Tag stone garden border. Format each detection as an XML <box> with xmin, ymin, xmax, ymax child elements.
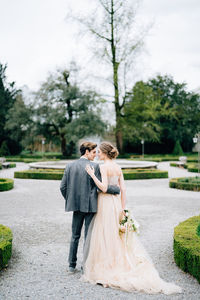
<box><xmin>169</xmin><ymin>177</ymin><xmax>200</xmax><ymax>191</ymax></box>
<box><xmin>174</xmin><ymin>216</ymin><xmax>200</xmax><ymax>283</ymax></box>
<box><xmin>0</xmin><ymin>225</ymin><xmax>13</xmax><ymax>270</ymax></box>
<box><xmin>0</xmin><ymin>178</ymin><xmax>14</xmax><ymax>192</ymax></box>
<box><xmin>14</xmin><ymin>168</ymin><xmax>168</xmax><ymax>180</ymax></box>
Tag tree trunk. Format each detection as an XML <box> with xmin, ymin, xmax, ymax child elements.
<box><xmin>61</xmin><ymin>134</ymin><xmax>67</xmax><ymax>156</ymax></box>
<box><xmin>110</xmin><ymin>0</ymin><xmax>123</xmax><ymax>153</ymax></box>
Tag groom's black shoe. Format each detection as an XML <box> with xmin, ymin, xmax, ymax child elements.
<box><xmin>68</xmin><ymin>267</ymin><xmax>77</xmax><ymax>274</ymax></box>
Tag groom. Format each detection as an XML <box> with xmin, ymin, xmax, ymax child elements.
<box><xmin>60</xmin><ymin>141</ymin><xmax>120</xmax><ymax>273</ymax></box>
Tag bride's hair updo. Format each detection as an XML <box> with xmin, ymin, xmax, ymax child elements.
<box><xmin>99</xmin><ymin>142</ymin><xmax>119</xmax><ymax>159</ymax></box>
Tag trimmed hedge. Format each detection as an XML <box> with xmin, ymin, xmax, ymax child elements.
<box><xmin>169</xmin><ymin>177</ymin><xmax>200</xmax><ymax>191</ymax></box>
<box><xmin>187</xmin><ymin>164</ymin><xmax>199</xmax><ymax>173</ymax></box>
<box><xmin>170</xmin><ymin>162</ymin><xmax>187</xmax><ymax>168</ymax></box>
<box><xmin>14</xmin><ymin>169</ymin><xmax>64</xmax><ymax>180</ymax></box>
<box><xmin>8</xmin><ymin>163</ymin><xmax>16</xmax><ymax>168</ymax></box>
<box><xmin>0</xmin><ymin>225</ymin><xmax>13</xmax><ymax>269</ymax></box>
<box><xmin>14</xmin><ymin>168</ymin><xmax>168</xmax><ymax>180</ymax></box>
<box><xmin>174</xmin><ymin>216</ymin><xmax>200</xmax><ymax>283</ymax></box>
<box><xmin>123</xmin><ymin>169</ymin><xmax>168</xmax><ymax>180</ymax></box>
<box><xmin>0</xmin><ymin>178</ymin><xmax>14</xmax><ymax>191</ymax></box>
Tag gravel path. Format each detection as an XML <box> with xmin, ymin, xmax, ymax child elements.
<box><xmin>0</xmin><ymin>162</ymin><xmax>200</xmax><ymax>300</ymax></box>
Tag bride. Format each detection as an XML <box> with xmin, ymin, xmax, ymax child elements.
<box><xmin>82</xmin><ymin>141</ymin><xmax>182</xmax><ymax>295</ymax></box>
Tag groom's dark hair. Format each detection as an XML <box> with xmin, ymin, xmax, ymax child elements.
<box><xmin>80</xmin><ymin>142</ymin><xmax>97</xmax><ymax>155</ymax></box>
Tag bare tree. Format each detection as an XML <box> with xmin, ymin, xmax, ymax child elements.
<box><xmin>69</xmin><ymin>0</ymin><xmax>149</xmax><ymax>152</ymax></box>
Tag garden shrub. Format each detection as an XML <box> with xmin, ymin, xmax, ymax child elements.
<box><xmin>187</xmin><ymin>164</ymin><xmax>199</xmax><ymax>173</ymax></box>
<box><xmin>172</xmin><ymin>140</ymin><xmax>184</xmax><ymax>155</ymax></box>
<box><xmin>197</xmin><ymin>223</ymin><xmax>200</xmax><ymax>237</ymax></box>
<box><xmin>14</xmin><ymin>168</ymin><xmax>168</xmax><ymax>180</ymax></box>
<box><xmin>122</xmin><ymin>169</ymin><xmax>168</xmax><ymax>180</ymax></box>
<box><xmin>8</xmin><ymin>163</ymin><xmax>16</xmax><ymax>168</ymax></box>
<box><xmin>174</xmin><ymin>216</ymin><xmax>200</xmax><ymax>283</ymax></box>
<box><xmin>0</xmin><ymin>225</ymin><xmax>13</xmax><ymax>269</ymax></box>
<box><xmin>169</xmin><ymin>177</ymin><xmax>200</xmax><ymax>191</ymax></box>
<box><xmin>14</xmin><ymin>169</ymin><xmax>64</xmax><ymax>180</ymax></box>
<box><xmin>0</xmin><ymin>178</ymin><xmax>14</xmax><ymax>191</ymax></box>
<box><xmin>170</xmin><ymin>162</ymin><xmax>186</xmax><ymax>168</ymax></box>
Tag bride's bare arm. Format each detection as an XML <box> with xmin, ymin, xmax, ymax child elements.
<box><xmin>119</xmin><ymin>170</ymin><xmax>126</xmax><ymax>210</ymax></box>
<box><xmin>85</xmin><ymin>165</ymin><xmax>108</xmax><ymax>193</ymax></box>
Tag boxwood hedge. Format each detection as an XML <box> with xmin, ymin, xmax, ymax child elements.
<box><xmin>174</xmin><ymin>216</ymin><xmax>200</xmax><ymax>283</ymax></box>
<box><xmin>187</xmin><ymin>164</ymin><xmax>199</xmax><ymax>173</ymax></box>
<box><xmin>0</xmin><ymin>225</ymin><xmax>13</xmax><ymax>269</ymax></box>
<box><xmin>169</xmin><ymin>177</ymin><xmax>200</xmax><ymax>191</ymax></box>
<box><xmin>14</xmin><ymin>169</ymin><xmax>64</xmax><ymax>180</ymax></box>
<box><xmin>170</xmin><ymin>162</ymin><xmax>187</xmax><ymax>168</ymax></box>
<box><xmin>123</xmin><ymin>169</ymin><xmax>168</xmax><ymax>180</ymax></box>
<box><xmin>14</xmin><ymin>168</ymin><xmax>168</xmax><ymax>180</ymax></box>
<box><xmin>0</xmin><ymin>178</ymin><xmax>14</xmax><ymax>191</ymax></box>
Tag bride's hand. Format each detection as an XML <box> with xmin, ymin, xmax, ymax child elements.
<box><xmin>85</xmin><ymin>165</ymin><xmax>95</xmax><ymax>177</ymax></box>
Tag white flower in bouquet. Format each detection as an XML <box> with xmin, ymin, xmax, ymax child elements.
<box><xmin>119</xmin><ymin>209</ymin><xmax>140</xmax><ymax>235</ymax></box>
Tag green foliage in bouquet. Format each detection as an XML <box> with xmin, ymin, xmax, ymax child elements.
<box><xmin>119</xmin><ymin>209</ymin><xmax>139</xmax><ymax>234</ymax></box>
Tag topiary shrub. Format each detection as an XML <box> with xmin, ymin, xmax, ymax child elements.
<box><xmin>172</xmin><ymin>140</ymin><xmax>184</xmax><ymax>156</ymax></box>
<box><xmin>0</xmin><ymin>225</ymin><xmax>13</xmax><ymax>269</ymax></box>
<box><xmin>174</xmin><ymin>216</ymin><xmax>200</xmax><ymax>283</ymax></box>
<box><xmin>0</xmin><ymin>178</ymin><xmax>14</xmax><ymax>191</ymax></box>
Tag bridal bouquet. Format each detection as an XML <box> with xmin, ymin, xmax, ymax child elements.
<box><xmin>119</xmin><ymin>209</ymin><xmax>140</xmax><ymax>235</ymax></box>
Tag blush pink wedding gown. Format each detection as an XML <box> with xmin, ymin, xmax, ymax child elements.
<box><xmin>82</xmin><ymin>176</ymin><xmax>182</xmax><ymax>295</ymax></box>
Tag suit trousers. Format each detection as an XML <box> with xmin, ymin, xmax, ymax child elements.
<box><xmin>68</xmin><ymin>211</ymin><xmax>95</xmax><ymax>268</ymax></box>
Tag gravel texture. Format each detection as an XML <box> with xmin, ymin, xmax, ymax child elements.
<box><xmin>0</xmin><ymin>162</ymin><xmax>200</xmax><ymax>300</ymax></box>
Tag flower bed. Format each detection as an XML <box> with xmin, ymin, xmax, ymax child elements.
<box><xmin>0</xmin><ymin>178</ymin><xmax>14</xmax><ymax>192</ymax></box>
<box><xmin>0</xmin><ymin>225</ymin><xmax>13</xmax><ymax>270</ymax></box>
<box><xmin>174</xmin><ymin>216</ymin><xmax>200</xmax><ymax>283</ymax></box>
<box><xmin>169</xmin><ymin>177</ymin><xmax>200</xmax><ymax>191</ymax></box>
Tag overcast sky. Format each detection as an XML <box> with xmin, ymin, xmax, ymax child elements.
<box><xmin>1</xmin><ymin>0</ymin><xmax>200</xmax><ymax>93</ymax></box>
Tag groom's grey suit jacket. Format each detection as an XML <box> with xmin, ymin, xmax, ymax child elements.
<box><xmin>60</xmin><ymin>158</ymin><xmax>119</xmax><ymax>213</ymax></box>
